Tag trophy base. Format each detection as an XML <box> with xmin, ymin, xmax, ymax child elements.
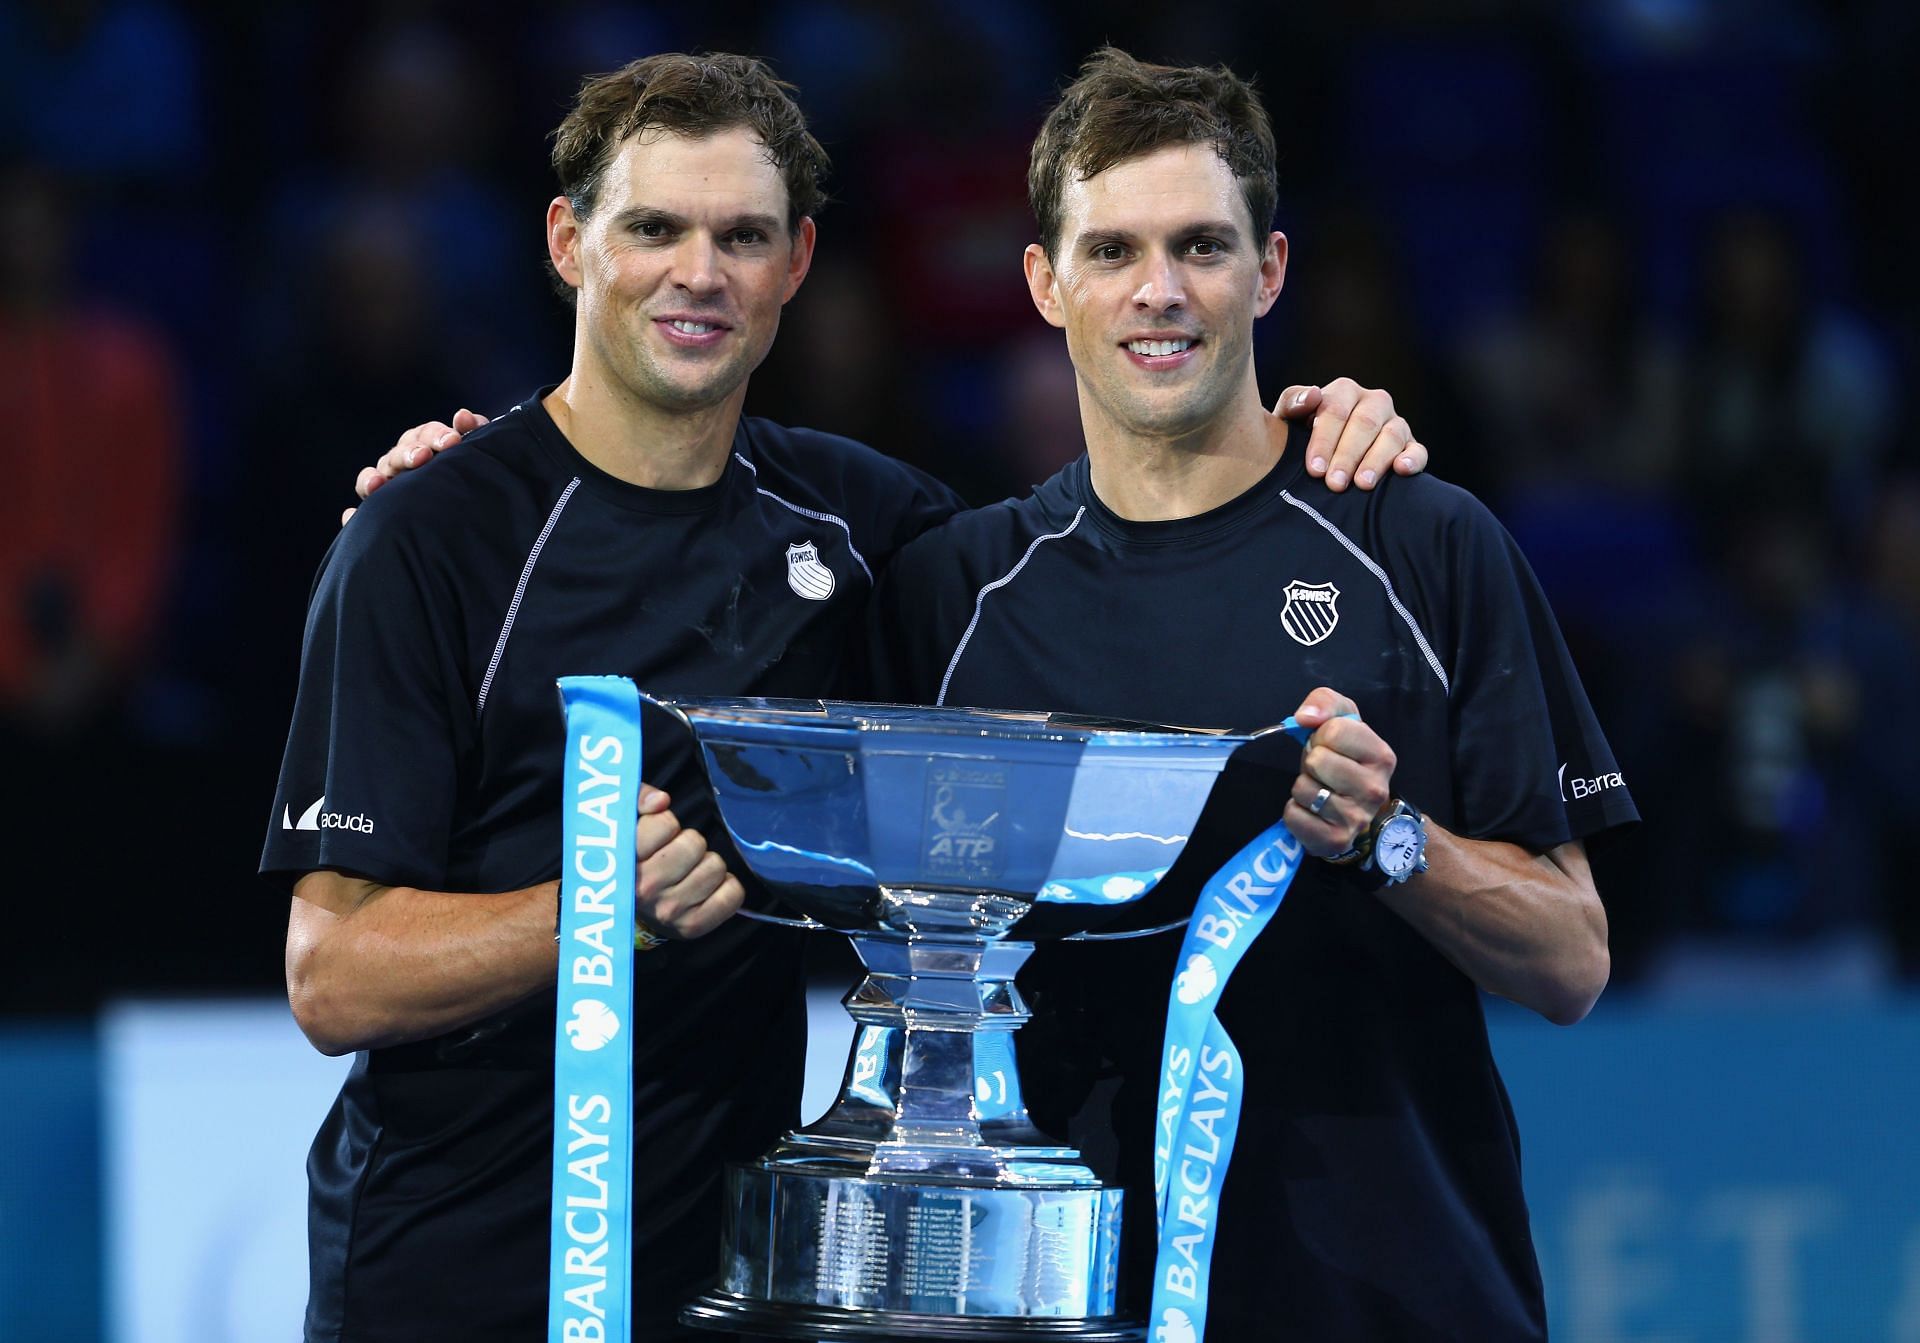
<box><xmin>686</xmin><ymin>1162</ymin><xmax>1134</xmax><ymax>1340</ymax></box>
<box><xmin>681</xmin><ymin>1291</ymin><xmax>1145</xmax><ymax>1340</ymax></box>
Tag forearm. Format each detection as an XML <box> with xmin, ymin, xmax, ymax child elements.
<box><xmin>1374</xmin><ymin>828</ymin><xmax>1608</xmax><ymax>1025</ymax></box>
<box><xmin>287</xmin><ymin>872</ymin><xmax>560</xmax><ymax>1055</ymax></box>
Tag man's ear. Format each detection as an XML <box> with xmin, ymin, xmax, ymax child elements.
<box><xmin>782</xmin><ymin>216</ymin><xmax>817</xmax><ymax>304</ymax></box>
<box><xmin>1254</xmin><ymin>231</ymin><xmax>1288</xmax><ymax>318</ymax></box>
<box><xmin>547</xmin><ymin>197</ymin><xmax>584</xmax><ymax>292</ymax></box>
<box><xmin>1024</xmin><ymin>243</ymin><xmax>1066</xmax><ymax>330</ymax></box>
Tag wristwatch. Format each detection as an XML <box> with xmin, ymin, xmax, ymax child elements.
<box><xmin>1325</xmin><ymin>797</ymin><xmax>1429</xmax><ymax>888</ymax></box>
<box><xmin>1365</xmin><ymin>798</ymin><xmax>1429</xmax><ymax>886</ymax></box>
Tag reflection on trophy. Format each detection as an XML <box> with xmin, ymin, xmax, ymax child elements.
<box><xmin>647</xmin><ymin>697</ymin><xmax>1251</xmax><ymax>1341</ymax></box>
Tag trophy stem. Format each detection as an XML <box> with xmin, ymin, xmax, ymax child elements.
<box><xmin>687</xmin><ymin>917</ymin><xmax>1134</xmax><ymax>1335</ymax></box>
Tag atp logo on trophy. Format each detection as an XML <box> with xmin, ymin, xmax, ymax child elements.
<box><xmin>785</xmin><ymin>541</ymin><xmax>835</xmax><ymax>601</ymax></box>
<box><xmin>922</xmin><ymin>763</ymin><xmax>1005</xmax><ymax>881</ymax></box>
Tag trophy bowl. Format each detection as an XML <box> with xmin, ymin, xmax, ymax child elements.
<box><xmin>647</xmin><ymin>696</ymin><xmax>1254</xmax><ymax>1341</ymax></box>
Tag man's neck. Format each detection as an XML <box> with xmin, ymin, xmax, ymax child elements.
<box><xmin>1081</xmin><ymin>379</ymin><xmax>1285</xmax><ymax>522</ymax></box>
<box><xmin>543</xmin><ymin>364</ymin><xmax>745</xmax><ymax>491</ymax></box>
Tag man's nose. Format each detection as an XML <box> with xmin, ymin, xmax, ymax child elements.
<box><xmin>670</xmin><ymin>233</ymin><xmax>722</xmax><ymax>297</ymax></box>
<box><xmin>1131</xmin><ymin>251</ymin><xmax>1185</xmax><ymax>312</ymax></box>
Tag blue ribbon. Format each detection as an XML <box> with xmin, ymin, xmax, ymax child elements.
<box><xmin>1146</xmin><ymin>717</ymin><xmax>1317</xmax><ymax>1343</ymax></box>
<box><xmin>550</xmin><ymin>676</ymin><xmax>642</xmax><ymax>1343</ymax></box>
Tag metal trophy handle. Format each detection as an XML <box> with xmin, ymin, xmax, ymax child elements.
<box><xmin>736</xmin><ymin>907</ymin><xmax>829</xmax><ymax>931</ymax></box>
<box><xmin>635</xmin><ymin>694</ymin><xmax>1255</xmax><ymax>1341</ymax></box>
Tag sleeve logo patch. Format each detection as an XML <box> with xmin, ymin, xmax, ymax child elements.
<box><xmin>282</xmin><ymin>795</ymin><xmax>376</xmax><ymax>834</ymax></box>
<box><xmin>1280</xmin><ymin>580</ymin><xmax>1340</xmax><ymax>646</ymax></box>
<box><xmin>1559</xmin><ymin>763</ymin><xmax>1626</xmax><ymax>801</ymax></box>
<box><xmin>786</xmin><ymin>541</ymin><xmax>835</xmax><ymax>601</ymax></box>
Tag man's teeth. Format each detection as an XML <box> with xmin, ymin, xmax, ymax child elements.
<box><xmin>1128</xmin><ymin>339</ymin><xmax>1193</xmax><ymax>357</ymax></box>
<box><xmin>669</xmin><ymin>319</ymin><xmax>719</xmax><ymax>335</ymax></box>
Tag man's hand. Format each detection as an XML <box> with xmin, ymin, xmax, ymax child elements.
<box><xmin>1274</xmin><ymin>378</ymin><xmax>1426</xmax><ymax>492</ymax></box>
<box><xmin>340</xmin><ymin>408</ymin><xmax>491</xmax><ymax>525</ymax></box>
<box><xmin>633</xmin><ymin>784</ymin><xmax>745</xmax><ymax>939</ymax></box>
<box><xmin>1281</xmin><ymin>687</ymin><xmax>1397</xmax><ymax>858</ymax></box>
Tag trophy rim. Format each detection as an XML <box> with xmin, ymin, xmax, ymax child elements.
<box><xmin>641</xmin><ymin>693</ymin><xmax>1252</xmax><ymax>746</ymax></box>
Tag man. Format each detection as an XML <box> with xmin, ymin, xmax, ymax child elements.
<box><xmin>869</xmin><ymin>50</ymin><xmax>1634</xmax><ymax>1339</ymax></box>
<box><xmin>261</xmin><ymin>54</ymin><xmax>966</xmax><ymax>1343</ymax></box>
<box><xmin>272</xmin><ymin>50</ymin><xmax>1424</xmax><ymax>1343</ymax></box>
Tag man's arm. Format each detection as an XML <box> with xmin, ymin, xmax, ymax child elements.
<box><xmin>285</xmin><ymin>785</ymin><xmax>744</xmax><ymax>1055</ymax></box>
<box><xmin>1284</xmin><ymin>690</ymin><xmax>1610</xmax><ymax>1028</ymax></box>
<box><xmin>1376</xmin><ymin>831</ymin><xmax>1606</xmax><ymax>1027</ymax></box>
<box><xmin>340</xmin><ymin>382</ymin><xmax>1431</xmax><ymax>522</ymax></box>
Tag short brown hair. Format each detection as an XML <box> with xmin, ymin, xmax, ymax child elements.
<box><xmin>551</xmin><ymin>51</ymin><xmax>829</xmax><ymax>230</ymax></box>
<box><xmin>1028</xmin><ymin>48</ymin><xmax>1277</xmax><ymax>258</ymax></box>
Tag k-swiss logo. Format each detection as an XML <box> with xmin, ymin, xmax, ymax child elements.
<box><xmin>1280</xmin><ymin>579</ymin><xmax>1341</xmax><ymax>646</ymax></box>
<box><xmin>785</xmin><ymin>541</ymin><xmax>835</xmax><ymax>601</ymax></box>
<box><xmin>283</xmin><ymin>795</ymin><xmax>375</xmax><ymax>834</ymax></box>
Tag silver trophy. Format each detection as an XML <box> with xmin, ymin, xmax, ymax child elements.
<box><xmin>645</xmin><ymin>696</ymin><xmax>1252</xmax><ymax>1341</ymax></box>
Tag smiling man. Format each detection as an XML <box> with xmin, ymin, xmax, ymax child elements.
<box><xmin>872</xmin><ymin>49</ymin><xmax>1638</xmax><ymax>1339</ymax></box>
<box><xmin>261</xmin><ymin>55</ymin><xmax>963</xmax><ymax>1343</ymax></box>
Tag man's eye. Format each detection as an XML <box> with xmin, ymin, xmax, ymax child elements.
<box><xmin>633</xmin><ymin>220</ymin><xmax>667</xmax><ymax>239</ymax></box>
<box><xmin>1094</xmin><ymin>243</ymin><xmax>1126</xmax><ymax>263</ymax></box>
<box><xmin>1187</xmin><ymin>239</ymin><xmax>1221</xmax><ymax>256</ymax></box>
<box><xmin>730</xmin><ymin>229</ymin><xmax>766</xmax><ymax>247</ymax></box>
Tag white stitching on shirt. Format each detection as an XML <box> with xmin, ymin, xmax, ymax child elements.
<box><xmin>1278</xmin><ymin>489</ymin><xmax>1449</xmax><ymax>695</ymax></box>
<box><xmin>938</xmin><ymin>507</ymin><xmax>1086</xmax><ymax>706</ymax></box>
<box><xmin>477</xmin><ymin>477</ymin><xmax>580</xmax><ymax>717</ymax></box>
<box><xmin>732</xmin><ymin>451</ymin><xmax>873</xmax><ymax>584</ymax></box>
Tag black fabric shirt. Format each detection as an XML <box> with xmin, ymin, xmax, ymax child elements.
<box><xmin>871</xmin><ymin>426</ymin><xmax>1636</xmax><ymax>1341</ymax></box>
<box><xmin>261</xmin><ymin>391</ymin><xmax>960</xmax><ymax>1343</ymax></box>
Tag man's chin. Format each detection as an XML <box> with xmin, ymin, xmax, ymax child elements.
<box><xmin>633</xmin><ymin>365</ymin><xmax>749</xmax><ymax>414</ymax></box>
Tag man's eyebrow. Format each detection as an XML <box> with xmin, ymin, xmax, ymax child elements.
<box><xmin>1182</xmin><ymin>219</ymin><xmax>1245</xmax><ymax>242</ymax></box>
<box><xmin>1072</xmin><ymin>220</ymin><xmax>1247</xmax><ymax>249</ymax></box>
<box><xmin>606</xmin><ymin>207</ymin><xmax>785</xmax><ymax>235</ymax></box>
<box><xmin>609</xmin><ymin>206</ymin><xmax>687</xmax><ymax>230</ymax></box>
<box><xmin>1074</xmin><ymin>228</ymin><xmax>1140</xmax><ymax>250</ymax></box>
<box><xmin>725</xmin><ymin>212</ymin><xmax>785</xmax><ymax>235</ymax></box>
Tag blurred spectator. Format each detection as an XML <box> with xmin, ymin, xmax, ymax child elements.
<box><xmin>0</xmin><ymin>160</ymin><xmax>192</xmax><ymax>1011</ymax></box>
<box><xmin>1651</xmin><ymin>494</ymin><xmax>1915</xmax><ymax>963</ymax></box>
<box><xmin>254</xmin><ymin>22</ymin><xmax>542</xmax><ymax>409</ymax></box>
<box><xmin>232</xmin><ymin>198</ymin><xmax>467</xmax><ymax>700</ymax></box>
<box><xmin>0</xmin><ymin>162</ymin><xmax>184</xmax><ymax>739</ymax></box>
<box><xmin>1458</xmin><ymin>210</ymin><xmax>1682</xmax><ymax>491</ymax></box>
<box><xmin>1285</xmin><ymin>209</ymin><xmax>1476</xmax><ymax>492</ymax></box>
<box><xmin>1677</xmin><ymin>209</ymin><xmax>1894</xmax><ymax>524</ymax></box>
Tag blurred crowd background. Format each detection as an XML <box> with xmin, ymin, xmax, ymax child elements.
<box><xmin>3</xmin><ymin>0</ymin><xmax>1918</xmax><ymax>1013</ymax></box>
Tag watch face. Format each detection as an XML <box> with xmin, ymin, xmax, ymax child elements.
<box><xmin>1375</xmin><ymin>814</ymin><xmax>1424</xmax><ymax>876</ymax></box>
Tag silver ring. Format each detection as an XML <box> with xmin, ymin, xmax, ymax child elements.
<box><xmin>1307</xmin><ymin>786</ymin><xmax>1332</xmax><ymax>816</ymax></box>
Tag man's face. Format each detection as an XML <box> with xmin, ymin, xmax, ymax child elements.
<box><xmin>549</xmin><ymin>126</ymin><xmax>814</xmax><ymax>413</ymax></box>
<box><xmin>1025</xmin><ymin>143</ymin><xmax>1284</xmax><ymax>442</ymax></box>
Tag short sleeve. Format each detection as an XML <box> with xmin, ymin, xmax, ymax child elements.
<box><xmin>1424</xmin><ymin>494</ymin><xmax>1638</xmax><ymax>848</ymax></box>
<box><xmin>869</xmin><ymin>460</ymin><xmax>965</xmax><ymax>569</ymax></box>
<box><xmin>260</xmin><ymin>514</ymin><xmax>472</xmax><ymax>891</ymax></box>
<box><xmin>863</xmin><ymin>519</ymin><xmax>973</xmax><ymax>705</ymax></box>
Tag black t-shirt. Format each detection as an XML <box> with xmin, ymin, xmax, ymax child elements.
<box><xmin>261</xmin><ymin>391</ymin><xmax>960</xmax><ymax>1343</ymax></box>
<box><xmin>871</xmin><ymin>426</ymin><xmax>1636</xmax><ymax>1341</ymax></box>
